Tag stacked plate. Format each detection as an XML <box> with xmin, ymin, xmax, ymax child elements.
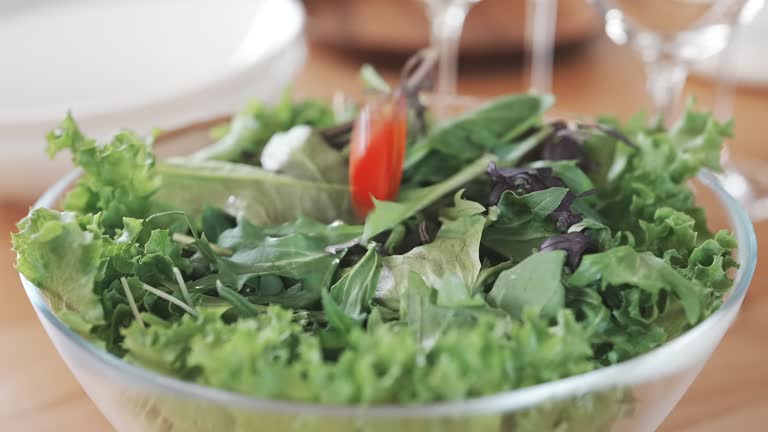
<box><xmin>0</xmin><ymin>0</ymin><xmax>307</xmax><ymax>200</ymax></box>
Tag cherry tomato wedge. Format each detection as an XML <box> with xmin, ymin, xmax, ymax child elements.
<box><xmin>349</xmin><ymin>94</ymin><xmax>408</xmax><ymax>217</ymax></box>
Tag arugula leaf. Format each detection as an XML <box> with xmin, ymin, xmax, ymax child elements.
<box><xmin>156</xmin><ymin>159</ymin><xmax>354</xmax><ymax>224</ymax></box>
<box><xmin>200</xmin><ymin>205</ymin><xmax>236</xmax><ymax>243</ymax></box>
<box><xmin>405</xmin><ymin>94</ymin><xmax>554</xmax><ymax>183</ymax></box>
<box><xmin>216</xmin><ymin>282</ymin><xmax>263</xmax><ymax>318</ymax></box>
<box><xmin>363</xmin><ymin>154</ymin><xmax>494</xmax><ymax>241</ymax></box>
<box><xmin>13</xmin><ymin>209</ymin><xmax>104</xmax><ymax>325</ymax></box>
<box><xmin>144</xmin><ymin>229</ymin><xmax>190</xmax><ymax>273</ymax></box>
<box><xmin>487</xmin><ymin>251</ymin><xmax>566</xmax><ymax>320</ymax></box>
<box><xmin>321</xmin><ymin>291</ymin><xmax>363</xmax><ymax>337</ymax></box>
<box><xmin>193</xmin><ymin>232</ymin><xmax>343</xmax><ymax>308</ymax></box>
<box><xmin>487</xmin><ymin>163</ymin><xmax>587</xmax><ymax>230</ymax></box>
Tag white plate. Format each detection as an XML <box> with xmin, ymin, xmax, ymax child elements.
<box><xmin>0</xmin><ymin>0</ymin><xmax>307</xmax><ymax>201</ymax></box>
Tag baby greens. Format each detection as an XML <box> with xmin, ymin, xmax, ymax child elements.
<box><xmin>13</xmin><ymin>84</ymin><xmax>737</xmax><ymax>432</ymax></box>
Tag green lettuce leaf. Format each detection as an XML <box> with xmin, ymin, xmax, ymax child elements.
<box><xmin>189</xmin><ymin>94</ymin><xmax>335</xmax><ymax>163</ymax></box>
<box><xmin>46</xmin><ymin>114</ymin><xmax>160</xmax><ymax>231</ymax></box>
<box><xmin>259</xmin><ymin>125</ymin><xmax>347</xmax><ymax>184</ymax></box>
<box><xmin>156</xmin><ymin>159</ymin><xmax>353</xmax><ymax>224</ymax></box>
<box><xmin>13</xmin><ymin>209</ymin><xmax>104</xmax><ymax>325</ymax></box>
<box><xmin>569</xmin><ymin>246</ymin><xmax>702</xmax><ymax>324</ymax></box>
<box><xmin>375</xmin><ymin>212</ymin><xmax>486</xmax><ymax>310</ymax></box>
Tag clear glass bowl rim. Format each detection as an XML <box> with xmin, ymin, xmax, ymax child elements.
<box><xmin>20</xmin><ymin>165</ymin><xmax>757</xmax><ymax>419</ymax></box>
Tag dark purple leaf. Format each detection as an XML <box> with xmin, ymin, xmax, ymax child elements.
<box><xmin>519</xmin><ymin>120</ymin><xmax>636</xmax><ymax>172</ymax></box>
<box><xmin>487</xmin><ymin>162</ymin><xmax>588</xmax><ymax>231</ymax></box>
<box><xmin>536</xmin><ymin>121</ymin><xmax>590</xmax><ymax>168</ymax></box>
<box><xmin>539</xmin><ymin>232</ymin><xmax>591</xmax><ymax>269</ymax></box>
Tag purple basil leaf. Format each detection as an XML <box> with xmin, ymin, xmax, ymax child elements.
<box><xmin>487</xmin><ymin>162</ymin><xmax>587</xmax><ymax>231</ymax></box>
<box><xmin>539</xmin><ymin>232</ymin><xmax>591</xmax><ymax>269</ymax></box>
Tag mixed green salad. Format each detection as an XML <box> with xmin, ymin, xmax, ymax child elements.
<box><xmin>13</xmin><ymin>61</ymin><xmax>737</xmax><ymax>415</ymax></box>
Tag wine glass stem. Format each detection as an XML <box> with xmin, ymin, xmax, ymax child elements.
<box><xmin>644</xmin><ymin>54</ymin><xmax>688</xmax><ymax>123</ymax></box>
<box><xmin>427</xmin><ymin>1</ymin><xmax>472</xmax><ymax>112</ymax></box>
<box><xmin>526</xmin><ymin>0</ymin><xmax>558</xmax><ymax>94</ymax></box>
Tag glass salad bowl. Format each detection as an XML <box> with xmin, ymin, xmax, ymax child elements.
<box><xmin>19</xmin><ymin>106</ymin><xmax>757</xmax><ymax>432</ymax></box>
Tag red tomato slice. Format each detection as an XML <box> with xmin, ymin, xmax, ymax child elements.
<box><xmin>349</xmin><ymin>94</ymin><xmax>408</xmax><ymax>218</ymax></box>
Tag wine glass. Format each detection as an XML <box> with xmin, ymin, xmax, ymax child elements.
<box><xmin>593</xmin><ymin>0</ymin><xmax>768</xmax><ymax>220</ymax></box>
<box><xmin>593</xmin><ymin>0</ymin><xmax>764</xmax><ymax>122</ymax></box>
<box><xmin>421</xmin><ymin>0</ymin><xmax>483</xmax><ymax>118</ymax></box>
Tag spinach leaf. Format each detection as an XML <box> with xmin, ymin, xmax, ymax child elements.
<box><xmin>487</xmin><ymin>250</ymin><xmax>566</xmax><ymax>320</ymax></box>
<box><xmin>329</xmin><ymin>247</ymin><xmax>382</xmax><ymax>320</ymax></box>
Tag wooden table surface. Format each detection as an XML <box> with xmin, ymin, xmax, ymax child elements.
<box><xmin>1</xmin><ymin>38</ymin><xmax>766</xmax><ymax>431</ymax></box>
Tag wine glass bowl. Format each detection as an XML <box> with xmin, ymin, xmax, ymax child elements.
<box><xmin>593</xmin><ymin>0</ymin><xmax>764</xmax><ymax>117</ymax></box>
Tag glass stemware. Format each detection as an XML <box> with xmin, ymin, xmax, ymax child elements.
<box><xmin>526</xmin><ymin>0</ymin><xmax>559</xmax><ymax>94</ymax></box>
<box><xmin>593</xmin><ymin>0</ymin><xmax>764</xmax><ymax>121</ymax></box>
<box><xmin>421</xmin><ymin>0</ymin><xmax>483</xmax><ymax>118</ymax></box>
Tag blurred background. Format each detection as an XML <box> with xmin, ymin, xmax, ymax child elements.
<box><xmin>1</xmin><ymin>0</ymin><xmax>767</xmax><ymax>431</ymax></box>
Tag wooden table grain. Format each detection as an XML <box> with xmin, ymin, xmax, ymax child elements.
<box><xmin>1</xmin><ymin>39</ymin><xmax>766</xmax><ymax>431</ymax></box>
